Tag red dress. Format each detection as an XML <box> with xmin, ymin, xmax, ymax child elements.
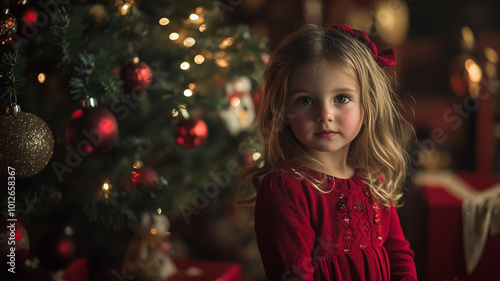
<box><xmin>254</xmin><ymin>166</ymin><xmax>417</xmax><ymax>281</ymax></box>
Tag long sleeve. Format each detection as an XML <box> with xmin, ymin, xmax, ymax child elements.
<box><xmin>384</xmin><ymin>206</ymin><xmax>418</xmax><ymax>280</ymax></box>
<box><xmin>254</xmin><ymin>172</ymin><xmax>317</xmax><ymax>281</ymax></box>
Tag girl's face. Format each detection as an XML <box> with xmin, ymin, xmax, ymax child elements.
<box><xmin>286</xmin><ymin>61</ymin><xmax>364</xmax><ymax>160</ymax></box>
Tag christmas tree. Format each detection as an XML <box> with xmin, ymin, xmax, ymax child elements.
<box><xmin>0</xmin><ymin>0</ymin><xmax>267</xmax><ymax>280</ymax></box>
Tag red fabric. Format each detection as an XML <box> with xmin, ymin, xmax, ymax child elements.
<box><xmin>254</xmin><ymin>167</ymin><xmax>417</xmax><ymax>281</ymax></box>
<box><xmin>420</xmin><ymin>173</ymin><xmax>500</xmax><ymax>281</ymax></box>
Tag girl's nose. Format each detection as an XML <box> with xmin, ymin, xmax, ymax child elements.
<box><xmin>316</xmin><ymin>105</ymin><xmax>333</xmax><ymax>123</ymax></box>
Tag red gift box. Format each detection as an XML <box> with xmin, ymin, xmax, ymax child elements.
<box><xmin>413</xmin><ymin>171</ymin><xmax>500</xmax><ymax>281</ymax></box>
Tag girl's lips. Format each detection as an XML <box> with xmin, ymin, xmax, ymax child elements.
<box><xmin>314</xmin><ymin>131</ymin><xmax>338</xmax><ymax>138</ymax></box>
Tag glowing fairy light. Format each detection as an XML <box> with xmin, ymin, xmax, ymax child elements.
<box><xmin>169</xmin><ymin>32</ymin><xmax>179</xmax><ymax>40</ymax></box>
<box><xmin>230</xmin><ymin>96</ymin><xmax>240</xmax><ymax>106</ymax></box>
<box><xmin>184</xmin><ymin>89</ymin><xmax>193</xmax><ymax>97</ymax></box>
<box><xmin>219</xmin><ymin>37</ymin><xmax>234</xmax><ymax>49</ymax></box>
<box><xmin>216</xmin><ymin>59</ymin><xmax>229</xmax><ymax>68</ymax></box>
<box><xmin>189</xmin><ymin>13</ymin><xmax>199</xmax><ymax>21</ymax></box>
<box><xmin>199</xmin><ymin>24</ymin><xmax>207</xmax><ymax>32</ymax></box>
<box><xmin>120</xmin><ymin>4</ymin><xmax>129</xmax><ymax>15</ymax></box>
<box><xmin>183</xmin><ymin>37</ymin><xmax>195</xmax><ymax>47</ymax></box>
<box><xmin>194</xmin><ymin>55</ymin><xmax>205</xmax><ymax>64</ymax></box>
<box><xmin>101</xmin><ymin>179</ymin><xmax>112</xmax><ymax>199</ymax></box>
<box><xmin>180</xmin><ymin>61</ymin><xmax>190</xmax><ymax>70</ymax></box>
<box><xmin>252</xmin><ymin>152</ymin><xmax>262</xmax><ymax>161</ymax></box>
<box><xmin>188</xmin><ymin>83</ymin><xmax>195</xmax><ymax>89</ymax></box>
<box><xmin>465</xmin><ymin>59</ymin><xmax>482</xmax><ymax>83</ymax></box>
<box><xmin>38</xmin><ymin>73</ymin><xmax>46</xmax><ymax>83</ymax></box>
<box><xmin>159</xmin><ymin>18</ymin><xmax>170</xmax><ymax>25</ymax></box>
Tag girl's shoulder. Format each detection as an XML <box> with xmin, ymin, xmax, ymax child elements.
<box><xmin>264</xmin><ymin>166</ymin><xmax>305</xmax><ymax>181</ymax></box>
<box><xmin>259</xmin><ymin>166</ymin><xmax>307</xmax><ymax>189</ymax></box>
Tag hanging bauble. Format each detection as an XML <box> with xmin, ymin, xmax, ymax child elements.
<box><xmin>120</xmin><ymin>59</ymin><xmax>152</xmax><ymax>95</ymax></box>
<box><xmin>0</xmin><ymin>104</ymin><xmax>54</xmax><ymax>178</ymax></box>
<box><xmin>131</xmin><ymin>166</ymin><xmax>159</xmax><ymax>188</ymax></box>
<box><xmin>174</xmin><ymin>117</ymin><xmax>208</xmax><ymax>149</ymax></box>
<box><xmin>0</xmin><ymin>218</ymin><xmax>29</xmax><ymax>270</ymax></box>
<box><xmin>66</xmin><ymin>97</ymin><xmax>118</xmax><ymax>155</ymax></box>
<box><xmin>37</xmin><ymin>232</ymin><xmax>76</xmax><ymax>270</ymax></box>
<box><xmin>0</xmin><ymin>10</ymin><xmax>17</xmax><ymax>46</ymax></box>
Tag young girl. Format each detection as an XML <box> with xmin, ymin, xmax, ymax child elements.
<box><xmin>246</xmin><ymin>24</ymin><xmax>417</xmax><ymax>280</ymax></box>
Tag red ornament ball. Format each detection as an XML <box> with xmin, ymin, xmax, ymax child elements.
<box><xmin>66</xmin><ymin>106</ymin><xmax>119</xmax><ymax>155</ymax></box>
<box><xmin>0</xmin><ymin>219</ymin><xmax>29</xmax><ymax>269</ymax></box>
<box><xmin>131</xmin><ymin>166</ymin><xmax>159</xmax><ymax>188</ymax></box>
<box><xmin>37</xmin><ymin>233</ymin><xmax>76</xmax><ymax>270</ymax></box>
<box><xmin>174</xmin><ymin>117</ymin><xmax>208</xmax><ymax>149</ymax></box>
<box><xmin>120</xmin><ymin>61</ymin><xmax>153</xmax><ymax>95</ymax></box>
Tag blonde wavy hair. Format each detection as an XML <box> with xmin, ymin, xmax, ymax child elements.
<box><xmin>240</xmin><ymin>24</ymin><xmax>414</xmax><ymax>207</ymax></box>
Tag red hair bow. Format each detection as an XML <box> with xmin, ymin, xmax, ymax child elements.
<box><xmin>332</xmin><ymin>24</ymin><xmax>396</xmax><ymax>67</ymax></box>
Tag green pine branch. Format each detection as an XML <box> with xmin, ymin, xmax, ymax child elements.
<box><xmin>0</xmin><ymin>51</ymin><xmax>27</xmax><ymax>103</ymax></box>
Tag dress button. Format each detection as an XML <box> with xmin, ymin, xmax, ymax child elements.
<box><xmin>374</xmin><ymin>215</ymin><xmax>381</xmax><ymax>225</ymax></box>
<box><xmin>338</xmin><ymin>193</ymin><xmax>345</xmax><ymax>200</ymax></box>
<box><xmin>372</xmin><ymin>203</ymin><xmax>379</xmax><ymax>210</ymax></box>
<box><xmin>337</xmin><ymin>202</ymin><xmax>347</xmax><ymax>210</ymax></box>
<box><xmin>343</xmin><ymin>247</ymin><xmax>350</xmax><ymax>252</ymax></box>
<box><xmin>378</xmin><ymin>236</ymin><xmax>383</xmax><ymax>243</ymax></box>
<box><xmin>343</xmin><ymin>216</ymin><xmax>350</xmax><ymax>223</ymax></box>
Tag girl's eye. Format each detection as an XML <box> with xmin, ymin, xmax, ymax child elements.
<box><xmin>298</xmin><ymin>97</ymin><xmax>313</xmax><ymax>105</ymax></box>
<box><xmin>335</xmin><ymin>95</ymin><xmax>351</xmax><ymax>104</ymax></box>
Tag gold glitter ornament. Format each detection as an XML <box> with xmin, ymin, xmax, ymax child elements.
<box><xmin>0</xmin><ymin>104</ymin><xmax>54</xmax><ymax>178</ymax></box>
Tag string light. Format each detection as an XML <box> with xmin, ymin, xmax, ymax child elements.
<box><xmin>133</xmin><ymin>160</ymin><xmax>143</xmax><ymax>170</ymax></box>
<box><xmin>194</xmin><ymin>55</ymin><xmax>205</xmax><ymax>64</ymax></box>
<box><xmin>172</xmin><ymin>108</ymin><xmax>179</xmax><ymax>117</ymax></box>
<box><xmin>159</xmin><ymin>17</ymin><xmax>170</xmax><ymax>25</ymax></box>
<box><xmin>219</xmin><ymin>37</ymin><xmax>234</xmax><ymax>49</ymax></box>
<box><xmin>183</xmin><ymin>37</ymin><xmax>195</xmax><ymax>47</ymax></box>
<box><xmin>184</xmin><ymin>89</ymin><xmax>193</xmax><ymax>97</ymax></box>
<box><xmin>180</xmin><ymin>61</ymin><xmax>190</xmax><ymax>70</ymax></box>
<box><xmin>101</xmin><ymin>179</ymin><xmax>112</xmax><ymax>199</ymax></box>
<box><xmin>188</xmin><ymin>83</ymin><xmax>196</xmax><ymax>89</ymax></box>
<box><xmin>216</xmin><ymin>59</ymin><xmax>229</xmax><ymax>68</ymax></box>
<box><xmin>150</xmin><ymin>228</ymin><xmax>157</xmax><ymax>235</ymax></box>
<box><xmin>157</xmin><ymin>208</ymin><xmax>162</xmax><ymax>214</ymax></box>
<box><xmin>189</xmin><ymin>13</ymin><xmax>199</xmax><ymax>21</ymax></box>
<box><xmin>38</xmin><ymin>73</ymin><xmax>46</xmax><ymax>83</ymax></box>
<box><xmin>252</xmin><ymin>152</ymin><xmax>262</xmax><ymax>161</ymax></box>
<box><xmin>169</xmin><ymin>32</ymin><xmax>179</xmax><ymax>40</ymax></box>
<box><xmin>199</xmin><ymin>24</ymin><xmax>207</xmax><ymax>32</ymax></box>
<box><xmin>230</xmin><ymin>96</ymin><xmax>240</xmax><ymax>106</ymax></box>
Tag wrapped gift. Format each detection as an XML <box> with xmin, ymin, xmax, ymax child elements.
<box><xmin>414</xmin><ymin>170</ymin><xmax>500</xmax><ymax>281</ymax></box>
